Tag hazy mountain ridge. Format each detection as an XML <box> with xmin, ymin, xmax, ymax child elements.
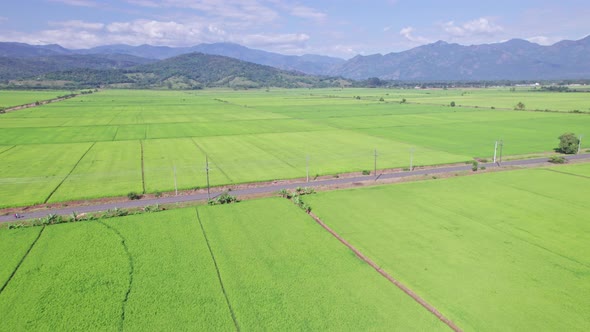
<box><xmin>0</xmin><ymin>42</ymin><xmax>345</xmax><ymax>76</ymax></box>
<box><xmin>1</xmin><ymin>35</ymin><xmax>589</xmax><ymax>83</ymax></box>
<box><xmin>333</xmin><ymin>36</ymin><xmax>590</xmax><ymax>80</ymax></box>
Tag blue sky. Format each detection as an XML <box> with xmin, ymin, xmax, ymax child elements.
<box><xmin>1</xmin><ymin>0</ymin><xmax>589</xmax><ymax>58</ymax></box>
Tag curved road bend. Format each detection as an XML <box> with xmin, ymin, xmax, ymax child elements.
<box><xmin>2</xmin><ymin>154</ymin><xmax>590</xmax><ymax>223</ymax></box>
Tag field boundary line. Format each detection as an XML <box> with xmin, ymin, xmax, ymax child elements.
<box><xmin>543</xmin><ymin>168</ymin><xmax>590</xmax><ymax>180</ymax></box>
<box><xmin>190</xmin><ymin>138</ymin><xmax>234</xmax><ymax>183</ymax></box>
<box><xmin>195</xmin><ymin>208</ymin><xmax>240</xmax><ymax>331</ymax></box>
<box><xmin>44</xmin><ymin>142</ymin><xmax>96</xmax><ymax>204</ymax></box>
<box><xmin>0</xmin><ymin>145</ymin><xmax>17</xmax><ymax>156</ymax></box>
<box><xmin>0</xmin><ymin>226</ymin><xmax>45</xmax><ymax>296</ymax></box>
<box><xmin>307</xmin><ymin>211</ymin><xmax>462</xmax><ymax>332</ymax></box>
<box><xmin>112</xmin><ymin>126</ymin><xmax>120</xmax><ymax>141</ymax></box>
<box><xmin>98</xmin><ymin>221</ymin><xmax>134</xmax><ymax>332</ymax></box>
<box><xmin>2</xmin><ymin>94</ymin><xmax>78</xmax><ymax>113</ymax></box>
<box><xmin>140</xmin><ymin>140</ymin><xmax>146</xmax><ymax>194</ymax></box>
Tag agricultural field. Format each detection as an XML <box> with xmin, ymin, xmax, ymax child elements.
<box><xmin>0</xmin><ymin>88</ymin><xmax>589</xmax><ymax>207</ymax></box>
<box><xmin>369</xmin><ymin>87</ymin><xmax>590</xmax><ymax>112</ymax></box>
<box><xmin>0</xmin><ymin>90</ymin><xmax>75</xmax><ymax>108</ymax></box>
<box><xmin>0</xmin><ymin>199</ymin><xmax>447</xmax><ymax>330</ymax></box>
<box><xmin>305</xmin><ymin>164</ymin><xmax>590</xmax><ymax>331</ymax></box>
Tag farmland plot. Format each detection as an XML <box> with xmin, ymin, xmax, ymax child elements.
<box><xmin>1</xmin><ymin>88</ymin><xmax>589</xmax><ymax>207</ymax></box>
<box><xmin>306</xmin><ymin>166</ymin><xmax>590</xmax><ymax>331</ymax></box>
<box><xmin>0</xmin><ymin>222</ymin><xmax>129</xmax><ymax>331</ymax></box>
<box><xmin>47</xmin><ymin>141</ymin><xmax>143</xmax><ymax>202</ymax></box>
<box><xmin>197</xmin><ymin>198</ymin><xmax>447</xmax><ymax>330</ymax></box>
<box><xmin>102</xmin><ymin>209</ymin><xmax>235</xmax><ymax>331</ymax></box>
<box><xmin>0</xmin><ymin>143</ymin><xmax>92</xmax><ymax>207</ymax></box>
<box><xmin>0</xmin><ymin>227</ymin><xmax>43</xmax><ymax>288</ymax></box>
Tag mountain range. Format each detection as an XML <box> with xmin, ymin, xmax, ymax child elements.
<box><xmin>1</xmin><ymin>35</ymin><xmax>590</xmax><ymax>84</ymax></box>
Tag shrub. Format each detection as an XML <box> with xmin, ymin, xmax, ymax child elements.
<box><xmin>472</xmin><ymin>161</ymin><xmax>479</xmax><ymax>172</ymax></box>
<box><xmin>208</xmin><ymin>192</ymin><xmax>238</xmax><ymax>205</ymax></box>
<box><xmin>548</xmin><ymin>156</ymin><xmax>566</xmax><ymax>164</ymax></box>
<box><xmin>557</xmin><ymin>133</ymin><xmax>580</xmax><ymax>154</ymax></box>
<box><xmin>143</xmin><ymin>204</ymin><xmax>162</xmax><ymax>213</ymax></box>
<box><xmin>127</xmin><ymin>192</ymin><xmax>142</xmax><ymax>200</ymax></box>
<box><xmin>480</xmin><ymin>166</ymin><xmax>486</xmax><ymax>170</ymax></box>
<box><xmin>278</xmin><ymin>189</ymin><xmax>291</xmax><ymax>199</ymax></box>
<box><xmin>303</xmin><ymin>187</ymin><xmax>316</xmax><ymax>195</ymax></box>
<box><xmin>154</xmin><ymin>191</ymin><xmax>162</xmax><ymax>198</ymax></box>
<box><xmin>515</xmin><ymin>102</ymin><xmax>525</xmax><ymax>110</ymax></box>
<box><xmin>450</xmin><ymin>101</ymin><xmax>456</xmax><ymax>107</ymax></box>
<box><xmin>362</xmin><ymin>170</ymin><xmax>371</xmax><ymax>175</ymax></box>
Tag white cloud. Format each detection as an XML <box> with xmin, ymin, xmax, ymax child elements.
<box><xmin>443</xmin><ymin>18</ymin><xmax>503</xmax><ymax>38</ymax></box>
<box><xmin>526</xmin><ymin>36</ymin><xmax>557</xmax><ymax>45</ymax></box>
<box><xmin>125</xmin><ymin>0</ymin><xmax>279</xmax><ymax>23</ymax></box>
<box><xmin>240</xmin><ymin>33</ymin><xmax>309</xmax><ymax>47</ymax></box>
<box><xmin>0</xmin><ymin>18</ymin><xmax>312</xmax><ymax>54</ymax></box>
<box><xmin>50</xmin><ymin>20</ymin><xmax>105</xmax><ymax>30</ymax></box>
<box><xmin>399</xmin><ymin>26</ymin><xmax>429</xmax><ymax>43</ymax></box>
<box><xmin>48</xmin><ymin>0</ymin><xmax>98</xmax><ymax>7</ymax></box>
<box><xmin>289</xmin><ymin>5</ymin><xmax>326</xmax><ymax>21</ymax></box>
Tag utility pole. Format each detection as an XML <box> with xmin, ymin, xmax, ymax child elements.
<box><xmin>498</xmin><ymin>140</ymin><xmax>504</xmax><ymax>165</ymax></box>
<box><xmin>374</xmin><ymin>149</ymin><xmax>377</xmax><ymax>178</ymax></box>
<box><xmin>173</xmin><ymin>165</ymin><xmax>178</xmax><ymax>196</ymax></box>
<box><xmin>493</xmin><ymin>141</ymin><xmax>498</xmax><ymax>164</ymax></box>
<box><xmin>306</xmin><ymin>155</ymin><xmax>310</xmax><ymax>182</ymax></box>
<box><xmin>205</xmin><ymin>156</ymin><xmax>210</xmax><ymax>200</ymax></box>
<box><xmin>410</xmin><ymin>148</ymin><xmax>415</xmax><ymax>171</ymax></box>
<box><xmin>578</xmin><ymin>135</ymin><xmax>584</xmax><ymax>154</ymax></box>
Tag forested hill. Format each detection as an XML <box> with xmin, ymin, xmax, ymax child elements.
<box><xmin>2</xmin><ymin>52</ymin><xmax>348</xmax><ymax>89</ymax></box>
<box><xmin>0</xmin><ymin>54</ymin><xmax>155</xmax><ymax>81</ymax></box>
<box><xmin>126</xmin><ymin>52</ymin><xmax>339</xmax><ymax>89</ymax></box>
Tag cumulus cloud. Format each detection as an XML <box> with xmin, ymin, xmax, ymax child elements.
<box><xmin>49</xmin><ymin>20</ymin><xmax>105</xmax><ymax>30</ymax></box>
<box><xmin>0</xmin><ymin>18</ymin><xmax>312</xmax><ymax>53</ymax></box>
<box><xmin>443</xmin><ymin>18</ymin><xmax>503</xmax><ymax>38</ymax></box>
<box><xmin>399</xmin><ymin>26</ymin><xmax>429</xmax><ymax>43</ymax></box>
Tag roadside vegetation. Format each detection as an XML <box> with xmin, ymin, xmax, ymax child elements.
<box><xmin>0</xmin><ymin>88</ymin><xmax>588</xmax><ymax>208</ymax></box>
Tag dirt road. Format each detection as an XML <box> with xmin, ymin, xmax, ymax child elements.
<box><xmin>1</xmin><ymin>153</ymin><xmax>589</xmax><ymax>223</ymax></box>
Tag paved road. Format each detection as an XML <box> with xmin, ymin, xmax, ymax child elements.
<box><xmin>2</xmin><ymin>154</ymin><xmax>589</xmax><ymax>223</ymax></box>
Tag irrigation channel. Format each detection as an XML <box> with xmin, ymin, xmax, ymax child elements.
<box><xmin>1</xmin><ymin>154</ymin><xmax>589</xmax><ymax>223</ymax></box>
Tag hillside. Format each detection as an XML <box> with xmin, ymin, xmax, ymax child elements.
<box><xmin>30</xmin><ymin>52</ymin><xmax>347</xmax><ymax>89</ymax></box>
<box><xmin>332</xmin><ymin>36</ymin><xmax>590</xmax><ymax>80</ymax></box>
<box><xmin>0</xmin><ymin>54</ymin><xmax>155</xmax><ymax>81</ymax></box>
<box><xmin>2</xmin><ymin>35</ymin><xmax>590</xmax><ymax>84</ymax></box>
<box><xmin>0</xmin><ymin>41</ymin><xmax>344</xmax><ymax>76</ymax></box>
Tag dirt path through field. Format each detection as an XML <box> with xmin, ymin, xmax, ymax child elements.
<box><xmin>2</xmin><ymin>153</ymin><xmax>590</xmax><ymax>223</ymax></box>
<box><xmin>307</xmin><ymin>211</ymin><xmax>462</xmax><ymax>332</ymax></box>
<box><xmin>2</xmin><ymin>94</ymin><xmax>78</xmax><ymax>113</ymax></box>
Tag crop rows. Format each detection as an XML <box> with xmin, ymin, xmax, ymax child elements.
<box><xmin>305</xmin><ymin>164</ymin><xmax>590</xmax><ymax>331</ymax></box>
<box><xmin>0</xmin><ymin>200</ymin><xmax>446</xmax><ymax>330</ymax></box>
<box><xmin>0</xmin><ymin>88</ymin><xmax>589</xmax><ymax>207</ymax></box>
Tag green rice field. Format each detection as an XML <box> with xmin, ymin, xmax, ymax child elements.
<box><xmin>0</xmin><ymin>90</ymin><xmax>75</xmax><ymax>108</ymax></box>
<box><xmin>305</xmin><ymin>164</ymin><xmax>590</xmax><ymax>331</ymax></box>
<box><xmin>0</xmin><ymin>199</ymin><xmax>446</xmax><ymax>331</ymax></box>
<box><xmin>1</xmin><ymin>88</ymin><xmax>589</xmax><ymax>207</ymax></box>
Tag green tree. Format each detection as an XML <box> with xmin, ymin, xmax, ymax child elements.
<box><xmin>557</xmin><ymin>133</ymin><xmax>580</xmax><ymax>154</ymax></box>
<box><xmin>450</xmin><ymin>101</ymin><xmax>456</xmax><ymax>107</ymax></box>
